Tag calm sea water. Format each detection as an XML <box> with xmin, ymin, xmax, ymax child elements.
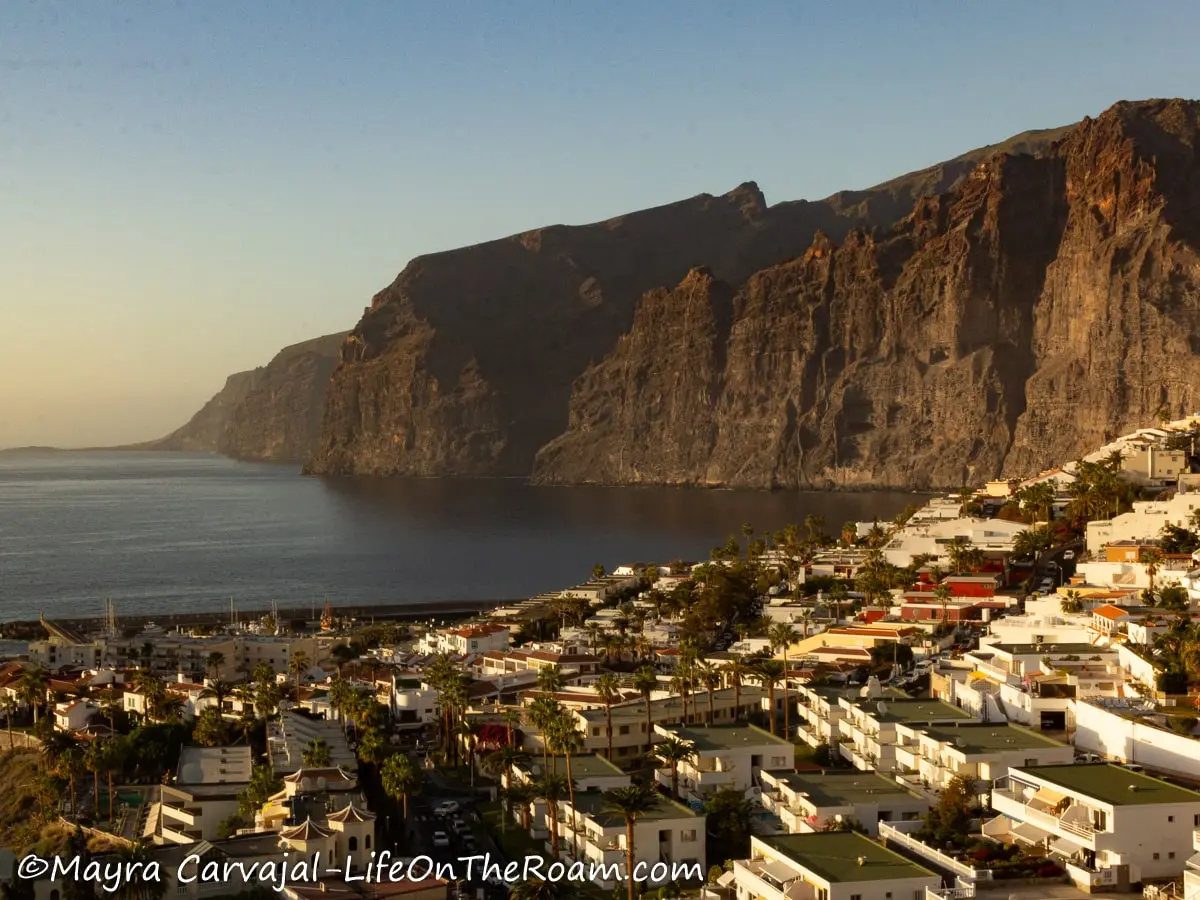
<box><xmin>0</xmin><ymin>452</ymin><xmax>922</xmax><ymax>622</ymax></box>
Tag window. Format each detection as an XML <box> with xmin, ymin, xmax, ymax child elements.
<box><xmin>348</xmin><ymin>836</ymin><xmax>358</xmax><ymax>851</ymax></box>
<box><xmin>851</xmin><ymin>895</ymin><xmax>862</xmax><ymax>900</ymax></box>
<box><xmin>879</xmin><ymin>811</ymin><xmax>892</xmax><ymax>821</ymax></box>
<box><xmin>680</xmin><ymin>829</ymin><xmax>697</xmax><ymax>842</ymax></box>
<box><xmin>366</xmin><ymin>835</ymin><xmax>371</xmax><ymax>848</ymax></box>
<box><xmin>1153</xmin><ymin>852</ymin><xmax>1160</xmax><ymax>861</ymax></box>
<box><xmin>1169</xmin><ymin>815</ymin><xmax>1175</xmax><ymax>822</ymax></box>
<box><xmin>1170</xmin><ymin>852</ymin><xmax>1176</xmax><ymax>860</ymax></box>
<box><xmin>1193</xmin><ymin>814</ymin><xmax>1199</xmax><ymax>827</ymax></box>
<box><xmin>619</xmin><ymin>725</ymin><xmax>630</xmax><ymax>735</ymax></box>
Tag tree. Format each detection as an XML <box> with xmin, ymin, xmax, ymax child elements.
<box><xmin>592</xmin><ymin>563</ymin><xmax>607</xmax><ymax>580</ymax></box>
<box><xmin>302</xmin><ymin>737</ymin><xmax>333</xmax><ymax>767</ymax></box>
<box><xmin>946</xmin><ymin>537</ymin><xmax>985</xmax><ymax>575</ymax></box>
<box><xmin>547</xmin><ymin>711</ymin><xmax>583</xmax><ymax>859</ymax></box>
<box><xmin>536</xmin><ymin>664</ymin><xmax>565</xmax><ymax>695</ymax></box>
<box><xmin>528</xmin><ymin>696</ymin><xmax>563</xmax><ymax>770</ymax></box>
<box><xmin>1015</xmin><ymin>482</ymin><xmax>1055</xmax><ymax>523</ymax></box>
<box><xmin>696</xmin><ymin>661</ymin><xmax>722</xmax><ymax>724</ymax></box>
<box><xmin>768</xmin><ymin>623</ymin><xmax>798</xmax><ymax>738</ymax></box>
<box><xmin>594</xmin><ymin>673</ymin><xmax>622</xmax><ymax>760</ymax></box>
<box><xmin>654</xmin><ymin>737</ymin><xmax>696</xmax><ymax>800</ymax></box>
<box><xmin>704</xmin><ymin>788</ymin><xmax>758</xmax><ymax>859</ymax></box>
<box><xmin>17</xmin><ymin>666</ymin><xmax>47</xmax><ymax>725</ymax></box>
<box><xmin>1143</xmin><ymin>549</ymin><xmax>1165</xmax><ymax>595</ymax></box>
<box><xmin>331</xmin><ymin>644</ymin><xmax>357</xmax><ymax>676</ymax></box>
<box><xmin>238</xmin><ymin>764</ymin><xmax>282</xmax><ymax>819</ymax></box>
<box><xmin>381</xmin><ymin>752</ymin><xmax>421</xmax><ymax>821</ymax></box>
<box><xmin>933</xmin><ymin>583</ymin><xmax>954</xmax><ymax>632</ymax></box>
<box><xmin>502</xmin><ymin>781</ymin><xmax>537</xmax><ymax>831</ymax></box>
<box><xmin>752</xmin><ymin>659</ymin><xmax>785</xmax><ymax>735</ymax></box>
<box><xmin>199</xmin><ymin>678</ymin><xmax>234</xmax><ymax>712</ymax></box>
<box><xmin>108</xmin><ymin>840</ymin><xmax>165</xmax><ymax>900</ymax></box>
<box><xmin>1012</xmin><ymin>526</ymin><xmax>1054</xmax><ymax>568</ymax></box>
<box><xmin>357</xmin><ymin>728</ymin><xmax>390</xmax><ymax>771</ymax></box>
<box><xmin>536</xmin><ymin>773</ymin><xmax>570</xmax><ymax>858</ymax></box>
<box><xmin>192</xmin><ymin>706</ymin><xmax>231</xmax><ymax>747</ymax></box>
<box><xmin>1059</xmin><ymin>591</ymin><xmax>1084</xmax><ymax>614</ymax></box>
<box><xmin>602</xmin><ymin>785</ymin><xmax>659</xmax><ymax>900</ymax></box>
<box><xmin>1160</xmin><ymin>585</ymin><xmax>1190</xmax><ymax>613</ymax></box>
<box><xmin>510</xmin><ymin>880</ymin><xmax>566</xmax><ymax>900</ymax></box>
<box><xmin>633</xmin><ymin>665</ymin><xmax>659</xmax><ymax>753</ymax></box>
<box><xmin>289</xmin><ymin>649</ymin><xmax>311</xmax><ymax>697</ymax></box>
<box><xmin>205</xmin><ymin>652</ymin><xmax>225</xmax><ymax>680</ymax></box>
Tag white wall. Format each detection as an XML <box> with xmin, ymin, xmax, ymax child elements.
<box><xmin>1074</xmin><ymin>701</ymin><xmax>1200</xmax><ymax>779</ymax></box>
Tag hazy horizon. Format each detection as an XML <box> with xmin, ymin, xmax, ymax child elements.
<box><xmin>4</xmin><ymin>1</ymin><xmax>1199</xmax><ymax>448</ymax></box>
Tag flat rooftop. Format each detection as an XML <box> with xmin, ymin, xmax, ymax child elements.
<box><xmin>910</xmin><ymin>723</ymin><xmax>1067</xmax><ymax>753</ymax></box>
<box><xmin>1015</xmin><ymin>764</ymin><xmax>1200</xmax><ymax>806</ymax></box>
<box><xmin>570</xmin><ymin>789</ymin><xmax>699</xmax><ymax>826</ymax></box>
<box><xmin>761</xmin><ymin>832</ymin><xmax>936</xmax><ymax>883</ymax></box>
<box><xmin>989</xmin><ymin>643</ymin><xmax>1112</xmax><ymax>655</ymax></box>
<box><xmin>177</xmin><ymin>746</ymin><xmax>253</xmax><ymax>785</ymax></box>
<box><xmin>518</xmin><ymin>754</ymin><xmax>628</xmax><ymax>781</ymax></box>
<box><xmin>664</xmin><ymin>724</ymin><xmax>790</xmax><ymax>751</ymax></box>
<box><xmin>769</xmin><ymin>771</ymin><xmax>921</xmax><ymax>807</ymax></box>
<box><xmin>847</xmin><ymin>697</ymin><xmax>974</xmax><ymax>724</ymax></box>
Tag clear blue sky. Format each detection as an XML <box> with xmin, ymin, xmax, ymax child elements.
<box><xmin>2</xmin><ymin>0</ymin><xmax>1197</xmax><ymax>446</ymax></box>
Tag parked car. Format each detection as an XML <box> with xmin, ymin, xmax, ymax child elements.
<box><xmin>432</xmin><ymin>831</ymin><xmax>451</xmax><ymax>848</ymax></box>
<box><xmin>451</xmin><ymin>817</ymin><xmax>471</xmax><ymax>835</ymax></box>
<box><xmin>1121</xmin><ymin>763</ymin><xmax>1145</xmax><ymax>773</ymax></box>
<box><xmin>1063</xmin><ymin>549</ymin><xmax>1075</xmax><ymax>560</ymax></box>
<box><xmin>461</xmin><ymin>834</ymin><xmax>477</xmax><ymax>852</ymax></box>
<box><xmin>433</xmin><ymin>800</ymin><xmax>460</xmax><ymax>817</ymax></box>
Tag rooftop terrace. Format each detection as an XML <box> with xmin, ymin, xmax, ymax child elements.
<box><xmin>911</xmin><ymin>723</ymin><xmax>1067</xmax><ymax>753</ymax></box>
<box><xmin>760</xmin><ymin>832</ymin><xmax>936</xmax><ymax>883</ymax></box>
<box><xmin>663</xmin><ymin>723</ymin><xmax>790</xmax><ymax>751</ymax></box>
<box><xmin>1014</xmin><ymin>764</ymin><xmax>1200</xmax><ymax>806</ymax></box>
<box><xmin>767</xmin><ymin>770</ymin><xmax>921</xmax><ymax>807</ymax></box>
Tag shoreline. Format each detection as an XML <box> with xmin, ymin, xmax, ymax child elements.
<box><xmin>0</xmin><ymin>598</ymin><xmax>508</xmax><ymax>640</ymax></box>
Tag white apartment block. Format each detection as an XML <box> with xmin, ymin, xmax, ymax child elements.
<box><xmin>418</xmin><ymin>623</ymin><xmax>511</xmax><ymax>656</ymax></box>
<box><xmin>836</xmin><ymin>697</ymin><xmax>976</xmax><ymax>772</ymax></box>
<box><xmin>652</xmin><ymin>724</ymin><xmax>792</xmax><ymax>802</ymax></box>
<box><xmin>732</xmin><ymin>832</ymin><xmax>939</xmax><ymax>900</ymax></box>
<box><xmin>990</xmin><ymin>763</ymin><xmax>1200</xmax><ymax>890</ymax></box>
<box><xmin>1086</xmin><ymin>493</ymin><xmax>1200</xmax><ymax>554</ymax></box>
<box><xmin>159</xmin><ymin>746</ymin><xmax>253</xmax><ymax>844</ymax></box>
<box><xmin>759</xmin><ymin>770</ymin><xmax>927</xmax><ymax>837</ymax></box>
<box><xmin>882</xmin><ymin>515</ymin><xmax>1026</xmax><ymax>568</ymax></box>
<box><xmin>892</xmin><ymin>722</ymin><xmax>1073</xmax><ymax>794</ymax></box>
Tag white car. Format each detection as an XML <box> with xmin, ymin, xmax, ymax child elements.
<box><xmin>1063</xmin><ymin>550</ymin><xmax>1076</xmax><ymax>561</ymax></box>
<box><xmin>433</xmin><ymin>800</ymin><xmax>460</xmax><ymax>817</ymax></box>
<box><xmin>431</xmin><ymin>831</ymin><xmax>451</xmax><ymax>848</ymax></box>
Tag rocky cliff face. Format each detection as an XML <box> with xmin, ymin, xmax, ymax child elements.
<box><xmin>305</xmin><ymin>121</ymin><xmax>1075</xmax><ymax>479</ymax></box>
<box><xmin>533</xmin><ymin>99</ymin><xmax>1200</xmax><ymax>488</ymax></box>
<box><xmin>141</xmin><ymin>333</ymin><xmax>346</xmax><ymax>462</ymax></box>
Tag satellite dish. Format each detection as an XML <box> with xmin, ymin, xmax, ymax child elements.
<box><xmin>876</xmin><ymin>701</ymin><xmax>889</xmax><ymax>716</ymax></box>
<box><xmin>956</xmin><ymin>737</ymin><xmax>966</xmax><ymax>748</ymax></box>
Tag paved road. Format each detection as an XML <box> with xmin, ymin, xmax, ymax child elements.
<box><xmin>405</xmin><ymin>777</ymin><xmax>507</xmax><ymax>899</ymax></box>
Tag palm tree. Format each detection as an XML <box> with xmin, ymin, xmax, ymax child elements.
<box><xmin>17</xmin><ymin>666</ymin><xmax>48</xmax><ymax>726</ymax></box>
<box><xmin>536</xmin><ymin>773</ymin><xmax>569</xmax><ymax>859</ymax></box>
<box><xmin>602</xmin><ymin>785</ymin><xmax>659</xmax><ymax>900</ymax></box>
<box><xmin>109</xmin><ymin>839</ymin><xmax>165</xmax><ymax>900</ymax></box>
<box><xmin>357</xmin><ymin>728</ymin><xmax>390</xmax><ymax>772</ymax></box>
<box><xmin>828</xmin><ymin>582</ymin><xmax>849</xmax><ymax>624</ymax></box>
<box><xmin>695</xmin><ymin>662</ymin><xmax>721</xmax><ymax>724</ymax></box>
<box><xmin>654</xmin><ymin>736</ymin><xmax>695</xmax><ymax>801</ymax></box>
<box><xmin>302</xmin><ymin>738</ymin><xmax>332</xmax><ymax>767</ymax></box>
<box><xmin>381</xmin><ymin>752</ymin><xmax>421</xmax><ymax>821</ymax></box>
<box><xmin>1</xmin><ymin>694</ymin><xmax>16</xmax><ymax>748</ymax></box>
<box><xmin>57</xmin><ymin>744</ymin><xmax>86</xmax><ymax>815</ymax></box>
<box><xmin>503</xmin><ymin>780</ymin><xmax>537</xmax><ymax>831</ymax></box>
<box><xmin>205</xmin><ymin>652</ymin><xmax>225</xmax><ymax>680</ymax></box>
<box><xmin>536</xmin><ymin>664</ymin><xmax>565</xmax><ymax>695</ymax></box>
<box><xmin>510</xmin><ymin>880</ymin><xmax>565</xmax><ymax>900</ymax></box>
<box><xmin>1143</xmin><ymin>548</ymin><xmax>1165</xmax><ymax>596</ymax></box>
<box><xmin>768</xmin><ymin>623</ymin><xmax>798</xmax><ymax>738</ymax></box>
<box><xmin>724</xmin><ymin>657</ymin><xmax>752</xmax><ymax>722</ymax></box>
<box><xmin>482</xmin><ymin>744</ymin><xmax>531</xmax><ymax>787</ymax></box>
<box><xmin>753</xmin><ymin>659</ymin><xmax>785</xmax><ymax>735</ymax></box>
<box><xmin>84</xmin><ymin>739</ymin><xmax>105</xmax><ymax>818</ymax></box>
<box><xmin>289</xmin><ymin>649</ymin><xmax>310</xmax><ymax>698</ymax></box>
<box><xmin>594</xmin><ymin>673</ymin><xmax>621</xmax><ymax>760</ymax></box>
<box><xmin>934</xmin><ymin>583</ymin><xmax>954</xmax><ymax>633</ymax></box>
<box><xmin>547</xmin><ymin>711</ymin><xmax>583</xmax><ymax>859</ymax></box>
<box><xmin>501</xmin><ymin>706</ymin><xmax>523</xmax><ymax>746</ymax></box>
<box><xmin>199</xmin><ymin>678</ymin><xmax>234</xmax><ymax>713</ymax></box>
<box><xmin>528</xmin><ymin>696</ymin><xmax>563</xmax><ymax>770</ymax></box>
<box><xmin>633</xmin><ymin>665</ymin><xmax>658</xmax><ymax>752</ymax></box>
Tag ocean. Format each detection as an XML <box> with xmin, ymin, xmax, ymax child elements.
<box><xmin>0</xmin><ymin>451</ymin><xmax>921</xmax><ymax>623</ymax></box>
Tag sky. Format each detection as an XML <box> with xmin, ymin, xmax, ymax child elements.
<box><xmin>2</xmin><ymin>1</ymin><xmax>1198</xmax><ymax>448</ymax></box>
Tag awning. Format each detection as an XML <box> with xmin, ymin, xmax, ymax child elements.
<box><xmin>716</xmin><ymin>872</ymin><xmax>736</xmax><ymax>888</ymax></box>
<box><xmin>1011</xmin><ymin>822</ymin><xmax>1052</xmax><ymax>844</ymax></box>
<box><xmin>760</xmin><ymin>860</ymin><xmax>801</xmax><ymax>884</ymax></box>
<box><xmin>1032</xmin><ymin>787</ymin><xmax>1068</xmax><ymax>808</ymax></box>
<box><xmin>1050</xmin><ymin>836</ymin><xmax>1084</xmax><ymax>858</ymax></box>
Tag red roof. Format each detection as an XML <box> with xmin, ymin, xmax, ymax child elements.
<box><xmin>1092</xmin><ymin>604</ymin><xmax>1130</xmax><ymax>621</ymax></box>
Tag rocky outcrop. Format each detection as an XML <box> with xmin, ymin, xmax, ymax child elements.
<box><xmin>305</xmin><ymin>121</ymin><xmax>1075</xmax><ymax>479</ymax></box>
<box><xmin>139</xmin><ymin>333</ymin><xmax>346</xmax><ymax>462</ymax></box>
<box><xmin>533</xmin><ymin>99</ymin><xmax>1200</xmax><ymax>488</ymax></box>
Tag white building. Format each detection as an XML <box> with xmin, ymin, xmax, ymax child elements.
<box><xmin>417</xmin><ymin>623</ymin><xmax>511</xmax><ymax>656</ymax></box>
<box><xmin>731</xmin><ymin>832</ymin><xmax>939</xmax><ymax>900</ymax></box>
<box><xmin>891</xmin><ymin>722</ymin><xmax>1073</xmax><ymax>793</ymax></box>
<box><xmin>759</xmin><ymin>770</ymin><xmax>927</xmax><ymax>836</ymax></box>
<box><xmin>159</xmin><ymin>746</ymin><xmax>253</xmax><ymax>844</ymax></box>
<box><xmin>990</xmin><ymin>763</ymin><xmax>1200</xmax><ymax>890</ymax></box>
<box><xmin>882</xmin><ymin>516</ymin><xmax>1026</xmax><ymax>568</ymax></box>
<box><xmin>1086</xmin><ymin>492</ymin><xmax>1200</xmax><ymax>554</ymax></box>
<box><xmin>836</xmin><ymin>697</ymin><xmax>977</xmax><ymax>772</ymax></box>
<box><xmin>653</xmin><ymin>724</ymin><xmax>792</xmax><ymax>801</ymax></box>
<box><xmin>268</xmin><ymin>711</ymin><xmax>356</xmax><ymax>774</ymax></box>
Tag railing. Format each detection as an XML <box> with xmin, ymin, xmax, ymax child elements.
<box><xmin>879</xmin><ymin>823</ymin><xmax>993</xmax><ymax>882</ymax></box>
<box><xmin>926</xmin><ymin>888</ymin><xmax>975</xmax><ymax>900</ymax></box>
<box><xmin>1065</xmin><ymin>861</ymin><xmax>1118</xmax><ymax>888</ymax></box>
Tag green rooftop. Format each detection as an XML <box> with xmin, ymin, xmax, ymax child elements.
<box><xmin>847</xmin><ymin>697</ymin><xmax>974</xmax><ymax>724</ymax></box>
<box><xmin>516</xmin><ymin>753</ymin><xmax>629</xmax><ymax>781</ymax></box>
<box><xmin>912</xmin><ymin>723</ymin><xmax>1067</xmax><ymax>754</ymax></box>
<box><xmin>569</xmin><ymin>789</ymin><xmax>700</xmax><ymax>826</ymax></box>
<box><xmin>766</xmin><ymin>770</ymin><xmax>922</xmax><ymax>807</ymax></box>
<box><xmin>761</xmin><ymin>832</ymin><xmax>936</xmax><ymax>884</ymax></box>
<box><xmin>662</xmin><ymin>723</ymin><xmax>790</xmax><ymax>751</ymax></box>
<box><xmin>1016</xmin><ymin>764</ymin><xmax>1200</xmax><ymax>806</ymax></box>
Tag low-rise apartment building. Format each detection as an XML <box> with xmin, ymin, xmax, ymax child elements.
<box><xmin>836</xmin><ymin>697</ymin><xmax>976</xmax><ymax>772</ymax></box>
<box><xmin>159</xmin><ymin>746</ymin><xmax>253</xmax><ymax>844</ymax></box>
<box><xmin>989</xmin><ymin>763</ymin><xmax>1200</xmax><ymax>889</ymax></box>
<box><xmin>653</xmin><ymin>724</ymin><xmax>792</xmax><ymax>801</ymax></box>
<box><xmin>268</xmin><ymin>711</ymin><xmax>356</xmax><ymax>774</ymax></box>
<box><xmin>892</xmin><ymin>722</ymin><xmax>1073</xmax><ymax>794</ymax></box>
<box><xmin>732</xmin><ymin>832</ymin><xmax>940</xmax><ymax>900</ymax></box>
<box><xmin>417</xmin><ymin>624</ymin><xmax>511</xmax><ymax>656</ymax></box>
<box><xmin>759</xmin><ymin>770</ymin><xmax>927</xmax><ymax>836</ymax></box>
<box><xmin>572</xmin><ymin>686</ymin><xmax>765</xmax><ymax>761</ymax></box>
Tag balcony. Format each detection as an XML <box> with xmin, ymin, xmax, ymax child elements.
<box><xmin>732</xmin><ymin>858</ymin><xmax>815</xmax><ymax>900</ymax></box>
<box><xmin>991</xmin><ymin>788</ymin><xmax>1097</xmax><ymax>845</ymax></box>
